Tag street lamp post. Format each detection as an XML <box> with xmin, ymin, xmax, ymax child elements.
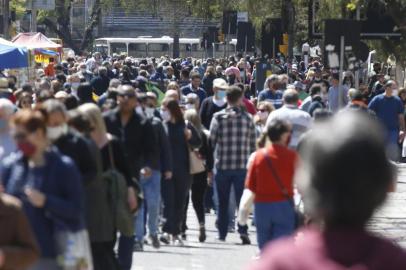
<box><xmin>302</xmin><ymin>42</ymin><xmax>310</xmax><ymax>70</ymax></box>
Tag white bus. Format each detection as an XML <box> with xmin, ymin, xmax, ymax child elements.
<box><xmin>94</xmin><ymin>36</ymin><xmax>238</xmax><ymax>58</ymax></box>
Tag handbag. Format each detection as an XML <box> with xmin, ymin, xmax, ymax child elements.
<box><xmin>55</xmin><ymin>229</ymin><xmax>94</xmax><ymax>270</ymax></box>
<box><xmin>262</xmin><ymin>149</ymin><xmax>304</xmax><ymax>229</ymax></box>
<box><xmin>189</xmin><ymin>148</ymin><xmax>206</xmax><ymax>174</ymax></box>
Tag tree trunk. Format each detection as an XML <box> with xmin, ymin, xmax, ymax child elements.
<box><xmin>3</xmin><ymin>0</ymin><xmax>9</xmax><ymax>39</ymax></box>
<box><xmin>79</xmin><ymin>0</ymin><xmax>102</xmax><ymax>52</ymax></box>
<box><xmin>287</xmin><ymin>0</ymin><xmax>295</xmax><ymax>58</ymax></box>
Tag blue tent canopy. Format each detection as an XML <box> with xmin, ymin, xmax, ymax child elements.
<box><xmin>0</xmin><ymin>39</ymin><xmax>28</xmax><ymax>69</ymax></box>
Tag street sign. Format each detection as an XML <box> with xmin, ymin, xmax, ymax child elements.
<box><xmin>27</xmin><ymin>0</ymin><xmax>55</xmax><ymax>10</ymax></box>
<box><xmin>237</xmin><ymin>12</ymin><xmax>248</xmax><ymax>23</ymax></box>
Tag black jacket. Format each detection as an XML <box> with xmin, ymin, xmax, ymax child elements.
<box><xmin>90</xmin><ymin>75</ymin><xmax>110</xmax><ymax>96</ymax></box>
<box><xmin>148</xmin><ymin>116</ymin><xmax>173</xmax><ymax>173</ymax></box>
<box><xmin>103</xmin><ymin>109</ymin><xmax>156</xmax><ymax>180</ymax></box>
<box><xmin>54</xmin><ymin>131</ymin><xmax>98</xmax><ymax>185</ymax></box>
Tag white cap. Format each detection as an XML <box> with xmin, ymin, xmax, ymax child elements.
<box><xmin>213</xmin><ymin>78</ymin><xmax>228</xmax><ymax>89</ymax></box>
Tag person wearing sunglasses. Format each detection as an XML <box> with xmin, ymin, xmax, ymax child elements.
<box><xmin>254</xmin><ymin>101</ymin><xmax>275</xmax><ymax>138</ymax></box>
<box><xmin>104</xmin><ymin>85</ymin><xmax>155</xmax><ymax>270</ymax></box>
<box><xmin>1</xmin><ymin>109</ymin><xmax>84</xmax><ymax>270</ymax></box>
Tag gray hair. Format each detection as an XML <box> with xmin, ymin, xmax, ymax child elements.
<box><xmin>109</xmin><ymin>78</ymin><xmax>121</xmax><ymax>89</ymax></box>
<box><xmin>42</xmin><ymin>99</ymin><xmax>67</xmax><ymax>117</ymax></box>
<box><xmin>0</xmin><ymin>98</ymin><xmax>15</xmax><ymax>117</ymax></box>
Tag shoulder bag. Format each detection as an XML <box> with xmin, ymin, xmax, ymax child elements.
<box><xmin>262</xmin><ymin>149</ymin><xmax>304</xmax><ymax>229</ymax></box>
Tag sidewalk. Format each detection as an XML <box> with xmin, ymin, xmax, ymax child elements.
<box><xmin>368</xmin><ymin>164</ymin><xmax>406</xmax><ymax>247</ymax></box>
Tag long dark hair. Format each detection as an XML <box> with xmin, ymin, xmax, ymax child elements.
<box><xmin>164</xmin><ymin>98</ymin><xmax>184</xmax><ymax>124</ymax></box>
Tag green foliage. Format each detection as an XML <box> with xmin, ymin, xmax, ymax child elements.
<box><xmin>10</xmin><ymin>0</ymin><xmax>26</xmax><ymax>18</ymax></box>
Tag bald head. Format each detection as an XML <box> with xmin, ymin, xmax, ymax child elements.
<box><xmin>283</xmin><ymin>89</ymin><xmax>299</xmax><ymax>105</ymax></box>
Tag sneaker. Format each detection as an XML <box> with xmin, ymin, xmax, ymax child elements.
<box><xmin>173</xmin><ymin>235</ymin><xmax>185</xmax><ymax>247</ymax></box>
<box><xmin>181</xmin><ymin>232</ymin><xmax>187</xmax><ymax>241</ymax></box>
<box><xmin>198</xmin><ymin>226</ymin><xmax>206</xmax><ymax>243</ymax></box>
<box><xmin>150</xmin><ymin>235</ymin><xmax>160</xmax><ymax>249</ymax></box>
<box><xmin>160</xmin><ymin>233</ymin><xmax>170</xmax><ymax>245</ymax></box>
<box><xmin>216</xmin><ymin>236</ymin><xmax>226</xmax><ymax>242</ymax></box>
<box><xmin>228</xmin><ymin>226</ymin><xmax>235</xmax><ymax>233</ymax></box>
<box><xmin>240</xmin><ymin>234</ymin><xmax>251</xmax><ymax>245</ymax></box>
<box><xmin>133</xmin><ymin>240</ymin><xmax>144</xmax><ymax>252</ymax></box>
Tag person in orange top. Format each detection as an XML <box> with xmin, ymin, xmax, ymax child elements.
<box><xmin>245</xmin><ymin>119</ymin><xmax>298</xmax><ymax>251</ymax></box>
<box><xmin>44</xmin><ymin>58</ymin><xmax>55</xmax><ymax>78</ymax></box>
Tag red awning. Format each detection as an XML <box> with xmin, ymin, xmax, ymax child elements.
<box><xmin>12</xmin><ymin>32</ymin><xmax>62</xmax><ymax>49</ymax></box>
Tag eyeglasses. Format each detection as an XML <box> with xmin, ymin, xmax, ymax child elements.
<box><xmin>118</xmin><ymin>93</ymin><xmax>136</xmax><ymax>98</ymax></box>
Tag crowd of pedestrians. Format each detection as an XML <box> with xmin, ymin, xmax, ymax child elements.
<box><xmin>0</xmin><ymin>50</ymin><xmax>406</xmax><ymax>270</ymax></box>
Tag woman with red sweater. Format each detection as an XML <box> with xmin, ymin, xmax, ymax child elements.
<box><xmin>245</xmin><ymin>119</ymin><xmax>298</xmax><ymax>251</ymax></box>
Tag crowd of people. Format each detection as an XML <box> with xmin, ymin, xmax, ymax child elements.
<box><xmin>0</xmin><ymin>50</ymin><xmax>406</xmax><ymax>270</ymax></box>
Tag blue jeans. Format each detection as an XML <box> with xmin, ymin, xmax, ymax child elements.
<box><xmin>386</xmin><ymin>129</ymin><xmax>399</xmax><ymax>161</ymax></box>
<box><xmin>214</xmin><ymin>169</ymin><xmax>246</xmax><ymax>239</ymax></box>
<box><xmin>254</xmin><ymin>201</ymin><xmax>295</xmax><ymax>250</ymax></box>
<box><xmin>213</xmin><ymin>179</ymin><xmax>236</xmax><ymax>228</ymax></box>
<box><xmin>135</xmin><ymin>170</ymin><xmax>161</xmax><ymax>241</ymax></box>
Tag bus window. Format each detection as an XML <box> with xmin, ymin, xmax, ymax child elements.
<box><xmin>148</xmin><ymin>43</ymin><xmax>170</xmax><ymax>52</ymax></box>
<box><xmin>110</xmin><ymin>42</ymin><xmax>127</xmax><ymax>55</ymax></box>
<box><xmin>94</xmin><ymin>45</ymin><xmax>108</xmax><ymax>55</ymax></box>
<box><xmin>129</xmin><ymin>43</ymin><xmax>147</xmax><ymax>57</ymax></box>
<box><xmin>191</xmin><ymin>44</ymin><xmax>199</xmax><ymax>51</ymax></box>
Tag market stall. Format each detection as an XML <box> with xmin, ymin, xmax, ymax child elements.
<box><xmin>12</xmin><ymin>32</ymin><xmax>62</xmax><ymax>63</ymax></box>
<box><xmin>0</xmin><ymin>38</ymin><xmax>28</xmax><ymax>69</ymax></box>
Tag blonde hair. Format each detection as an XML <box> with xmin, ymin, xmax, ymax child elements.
<box><xmin>77</xmin><ymin>103</ymin><xmax>107</xmax><ymax>135</ymax></box>
<box><xmin>184</xmin><ymin>109</ymin><xmax>203</xmax><ymax>131</ymax></box>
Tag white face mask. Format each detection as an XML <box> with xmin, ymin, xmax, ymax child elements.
<box><xmin>392</xmin><ymin>89</ymin><xmax>399</xmax><ymax>97</ymax></box>
<box><xmin>144</xmin><ymin>107</ymin><xmax>155</xmax><ymax>117</ymax></box>
<box><xmin>160</xmin><ymin>110</ymin><xmax>171</xmax><ymax>122</ymax></box>
<box><xmin>135</xmin><ymin>106</ymin><xmax>144</xmax><ymax>115</ymax></box>
<box><xmin>80</xmin><ymin>68</ymin><xmax>87</xmax><ymax>73</ymax></box>
<box><xmin>257</xmin><ymin>111</ymin><xmax>269</xmax><ymax>121</ymax></box>
<box><xmin>47</xmin><ymin>124</ymin><xmax>68</xmax><ymax>141</ymax></box>
<box><xmin>185</xmin><ymin>103</ymin><xmax>195</xmax><ymax>110</ymax></box>
<box><xmin>71</xmin><ymin>82</ymin><xmax>80</xmax><ymax>90</ymax></box>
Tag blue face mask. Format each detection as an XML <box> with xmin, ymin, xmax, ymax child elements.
<box><xmin>217</xmin><ymin>90</ymin><xmax>226</xmax><ymax>99</ymax></box>
<box><xmin>0</xmin><ymin>118</ymin><xmax>7</xmax><ymax>130</ymax></box>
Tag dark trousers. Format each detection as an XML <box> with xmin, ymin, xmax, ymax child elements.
<box><xmin>118</xmin><ymin>235</ymin><xmax>134</xmax><ymax>270</ymax></box>
<box><xmin>191</xmin><ymin>171</ymin><xmax>208</xmax><ymax>225</ymax></box>
<box><xmin>204</xmin><ymin>186</ymin><xmax>215</xmax><ymax>210</ymax></box>
<box><xmin>215</xmin><ymin>169</ymin><xmax>246</xmax><ymax>240</ymax></box>
<box><xmin>181</xmin><ymin>171</ymin><xmax>208</xmax><ymax>232</ymax></box>
<box><xmin>91</xmin><ymin>241</ymin><xmax>119</xmax><ymax>270</ymax></box>
<box><xmin>161</xmin><ymin>173</ymin><xmax>191</xmax><ymax>235</ymax></box>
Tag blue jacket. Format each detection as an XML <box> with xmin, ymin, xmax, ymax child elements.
<box><xmin>181</xmin><ymin>84</ymin><xmax>207</xmax><ymax>105</ymax></box>
<box><xmin>1</xmin><ymin>149</ymin><xmax>85</xmax><ymax>258</ymax></box>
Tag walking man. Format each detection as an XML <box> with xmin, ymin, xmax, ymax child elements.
<box><xmin>210</xmin><ymin>86</ymin><xmax>256</xmax><ymax>241</ymax></box>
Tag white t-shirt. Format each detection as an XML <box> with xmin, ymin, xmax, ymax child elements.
<box><xmin>266</xmin><ymin>105</ymin><xmax>312</xmax><ymax>149</ymax></box>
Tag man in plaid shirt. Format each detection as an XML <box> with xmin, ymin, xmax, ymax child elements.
<box><xmin>210</xmin><ymin>85</ymin><xmax>256</xmax><ymax>241</ymax></box>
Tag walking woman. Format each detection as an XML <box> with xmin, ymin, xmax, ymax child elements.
<box><xmin>77</xmin><ymin>103</ymin><xmax>139</xmax><ymax>270</ymax></box>
<box><xmin>160</xmin><ymin>98</ymin><xmax>201</xmax><ymax>246</ymax></box>
<box><xmin>183</xmin><ymin>109</ymin><xmax>213</xmax><ymax>242</ymax></box>
<box><xmin>1</xmin><ymin>109</ymin><xmax>85</xmax><ymax>269</ymax></box>
<box><xmin>245</xmin><ymin>119</ymin><xmax>298</xmax><ymax>251</ymax></box>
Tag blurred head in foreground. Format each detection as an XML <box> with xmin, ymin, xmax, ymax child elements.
<box><xmin>296</xmin><ymin>112</ymin><xmax>395</xmax><ymax>228</ymax></box>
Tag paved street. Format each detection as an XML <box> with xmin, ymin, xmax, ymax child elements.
<box><xmin>368</xmin><ymin>164</ymin><xmax>406</xmax><ymax>248</ymax></box>
<box><xmin>131</xmin><ymin>165</ymin><xmax>406</xmax><ymax>270</ymax></box>
<box><xmin>131</xmin><ymin>209</ymin><xmax>258</xmax><ymax>270</ymax></box>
